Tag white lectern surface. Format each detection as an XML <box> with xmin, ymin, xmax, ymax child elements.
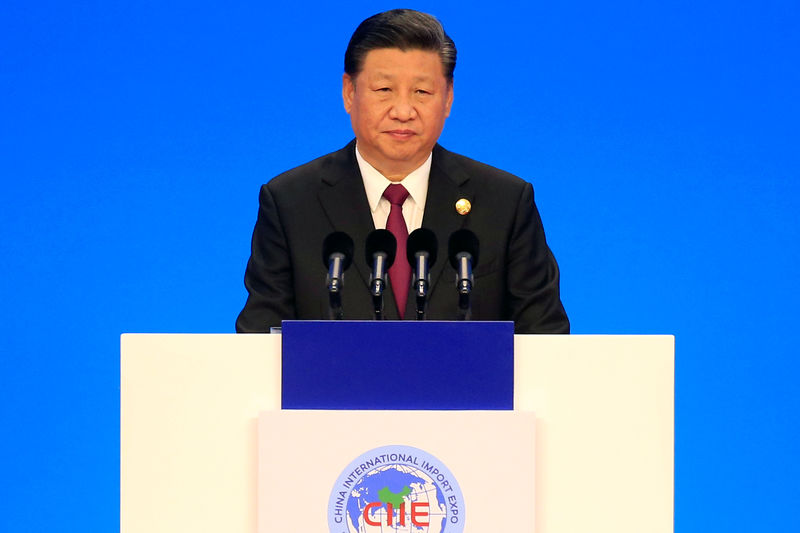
<box><xmin>120</xmin><ymin>334</ymin><xmax>673</xmax><ymax>533</ymax></box>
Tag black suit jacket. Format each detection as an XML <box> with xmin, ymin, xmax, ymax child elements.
<box><xmin>236</xmin><ymin>141</ymin><xmax>569</xmax><ymax>333</ymax></box>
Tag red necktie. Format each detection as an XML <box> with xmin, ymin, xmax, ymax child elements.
<box><xmin>383</xmin><ymin>184</ymin><xmax>410</xmax><ymax>318</ymax></box>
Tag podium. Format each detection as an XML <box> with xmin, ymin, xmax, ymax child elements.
<box><xmin>120</xmin><ymin>331</ymin><xmax>673</xmax><ymax>532</ymax></box>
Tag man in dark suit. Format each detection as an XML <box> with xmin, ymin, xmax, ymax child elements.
<box><xmin>236</xmin><ymin>9</ymin><xmax>569</xmax><ymax>334</ymax></box>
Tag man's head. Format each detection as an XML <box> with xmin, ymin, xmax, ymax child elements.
<box><xmin>343</xmin><ymin>9</ymin><xmax>457</xmax><ymax>181</ymax></box>
<box><xmin>344</xmin><ymin>9</ymin><xmax>457</xmax><ymax>83</ymax></box>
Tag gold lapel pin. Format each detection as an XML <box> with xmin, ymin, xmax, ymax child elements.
<box><xmin>455</xmin><ymin>198</ymin><xmax>471</xmax><ymax>215</ymax></box>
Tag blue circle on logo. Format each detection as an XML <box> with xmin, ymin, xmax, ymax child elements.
<box><xmin>328</xmin><ymin>445</ymin><xmax>465</xmax><ymax>533</ymax></box>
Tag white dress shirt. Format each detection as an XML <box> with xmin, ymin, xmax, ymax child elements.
<box><xmin>355</xmin><ymin>144</ymin><xmax>431</xmax><ymax>232</ymax></box>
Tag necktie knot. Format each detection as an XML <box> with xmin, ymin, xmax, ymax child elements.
<box><xmin>383</xmin><ymin>184</ymin><xmax>409</xmax><ymax>207</ymax></box>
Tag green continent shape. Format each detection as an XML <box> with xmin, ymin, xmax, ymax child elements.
<box><xmin>378</xmin><ymin>486</ymin><xmax>411</xmax><ymax>508</ymax></box>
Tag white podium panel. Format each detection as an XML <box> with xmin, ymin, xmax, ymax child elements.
<box><xmin>120</xmin><ymin>334</ymin><xmax>673</xmax><ymax>533</ymax></box>
<box><xmin>258</xmin><ymin>410</ymin><xmax>536</xmax><ymax>533</ymax></box>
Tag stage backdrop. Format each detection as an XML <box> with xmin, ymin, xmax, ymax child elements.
<box><xmin>1</xmin><ymin>1</ymin><xmax>797</xmax><ymax>531</ymax></box>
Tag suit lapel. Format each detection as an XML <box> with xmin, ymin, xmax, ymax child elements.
<box><xmin>412</xmin><ymin>145</ymin><xmax>474</xmax><ymax>316</ymax></box>
<box><xmin>317</xmin><ymin>141</ymin><xmax>375</xmax><ymax>290</ymax></box>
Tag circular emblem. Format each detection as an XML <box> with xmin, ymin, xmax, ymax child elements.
<box><xmin>455</xmin><ymin>198</ymin><xmax>471</xmax><ymax>215</ymax></box>
<box><xmin>328</xmin><ymin>445</ymin><xmax>465</xmax><ymax>533</ymax></box>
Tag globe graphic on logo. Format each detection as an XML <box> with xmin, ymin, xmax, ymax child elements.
<box><xmin>346</xmin><ymin>463</ymin><xmax>447</xmax><ymax>533</ymax></box>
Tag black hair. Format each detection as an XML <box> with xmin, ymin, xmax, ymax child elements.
<box><xmin>344</xmin><ymin>9</ymin><xmax>457</xmax><ymax>82</ymax></box>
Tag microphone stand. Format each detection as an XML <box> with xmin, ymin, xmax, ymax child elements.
<box><xmin>370</xmin><ymin>253</ymin><xmax>389</xmax><ymax>320</ymax></box>
<box><xmin>456</xmin><ymin>253</ymin><xmax>474</xmax><ymax>321</ymax></box>
<box><xmin>327</xmin><ymin>252</ymin><xmax>345</xmax><ymax>320</ymax></box>
<box><xmin>414</xmin><ymin>252</ymin><xmax>430</xmax><ymax>320</ymax></box>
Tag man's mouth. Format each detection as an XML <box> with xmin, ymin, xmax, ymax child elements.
<box><xmin>385</xmin><ymin>129</ymin><xmax>416</xmax><ymax>139</ymax></box>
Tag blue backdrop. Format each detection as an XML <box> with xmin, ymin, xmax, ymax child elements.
<box><xmin>1</xmin><ymin>1</ymin><xmax>798</xmax><ymax>530</ymax></box>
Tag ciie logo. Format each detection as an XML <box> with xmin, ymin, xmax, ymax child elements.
<box><xmin>328</xmin><ymin>444</ymin><xmax>465</xmax><ymax>533</ymax></box>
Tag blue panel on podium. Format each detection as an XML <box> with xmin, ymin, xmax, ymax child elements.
<box><xmin>281</xmin><ymin>320</ymin><xmax>514</xmax><ymax>410</ymax></box>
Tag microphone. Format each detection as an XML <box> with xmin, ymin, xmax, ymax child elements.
<box><xmin>448</xmin><ymin>229</ymin><xmax>480</xmax><ymax>320</ymax></box>
<box><xmin>364</xmin><ymin>229</ymin><xmax>397</xmax><ymax>320</ymax></box>
<box><xmin>321</xmin><ymin>231</ymin><xmax>354</xmax><ymax>320</ymax></box>
<box><xmin>406</xmin><ymin>228</ymin><xmax>438</xmax><ymax>320</ymax></box>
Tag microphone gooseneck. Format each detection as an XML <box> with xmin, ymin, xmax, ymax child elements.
<box><xmin>321</xmin><ymin>231</ymin><xmax>354</xmax><ymax>320</ymax></box>
<box><xmin>406</xmin><ymin>228</ymin><xmax>438</xmax><ymax>320</ymax></box>
<box><xmin>448</xmin><ymin>229</ymin><xmax>480</xmax><ymax>320</ymax></box>
<box><xmin>364</xmin><ymin>229</ymin><xmax>397</xmax><ymax>320</ymax></box>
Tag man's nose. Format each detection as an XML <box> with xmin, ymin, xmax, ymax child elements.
<box><xmin>389</xmin><ymin>95</ymin><xmax>417</xmax><ymax>121</ymax></box>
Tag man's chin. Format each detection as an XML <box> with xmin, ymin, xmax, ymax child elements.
<box><xmin>378</xmin><ymin>142</ymin><xmax>426</xmax><ymax>162</ymax></box>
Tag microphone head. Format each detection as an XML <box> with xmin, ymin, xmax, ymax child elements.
<box><xmin>406</xmin><ymin>228</ymin><xmax>438</xmax><ymax>266</ymax></box>
<box><xmin>365</xmin><ymin>229</ymin><xmax>397</xmax><ymax>268</ymax></box>
<box><xmin>448</xmin><ymin>229</ymin><xmax>480</xmax><ymax>269</ymax></box>
<box><xmin>322</xmin><ymin>231</ymin><xmax>354</xmax><ymax>270</ymax></box>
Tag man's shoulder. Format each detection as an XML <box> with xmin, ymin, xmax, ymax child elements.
<box><xmin>265</xmin><ymin>141</ymin><xmax>357</xmax><ymax>194</ymax></box>
<box><xmin>433</xmin><ymin>144</ymin><xmax>531</xmax><ymax>191</ymax></box>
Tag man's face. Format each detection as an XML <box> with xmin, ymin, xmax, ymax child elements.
<box><xmin>343</xmin><ymin>48</ymin><xmax>454</xmax><ymax>180</ymax></box>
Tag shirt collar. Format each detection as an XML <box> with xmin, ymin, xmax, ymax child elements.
<box><xmin>355</xmin><ymin>143</ymin><xmax>432</xmax><ymax>213</ymax></box>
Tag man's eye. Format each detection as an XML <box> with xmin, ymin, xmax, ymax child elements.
<box><xmin>375</xmin><ymin>87</ymin><xmax>391</xmax><ymax>92</ymax></box>
<box><xmin>416</xmin><ymin>89</ymin><xmax>431</xmax><ymax>95</ymax></box>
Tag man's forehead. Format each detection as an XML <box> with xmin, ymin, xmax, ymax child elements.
<box><xmin>357</xmin><ymin>48</ymin><xmax>448</xmax><ymax>80</ymax></box>
<box><xmin>367</xmin><ymin>71</ymin><xmax>436</xmax><ymax>82</ymax></box>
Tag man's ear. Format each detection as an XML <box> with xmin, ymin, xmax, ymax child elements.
<box><xmin>342</xmin><ymin>73</ymin><xmax>355</xmax><ymax>114</ymax></box>
<box><xmin>444</xmin><ymin>81</ymin><xmax>454</xmax><ymax>118</ymax></box>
